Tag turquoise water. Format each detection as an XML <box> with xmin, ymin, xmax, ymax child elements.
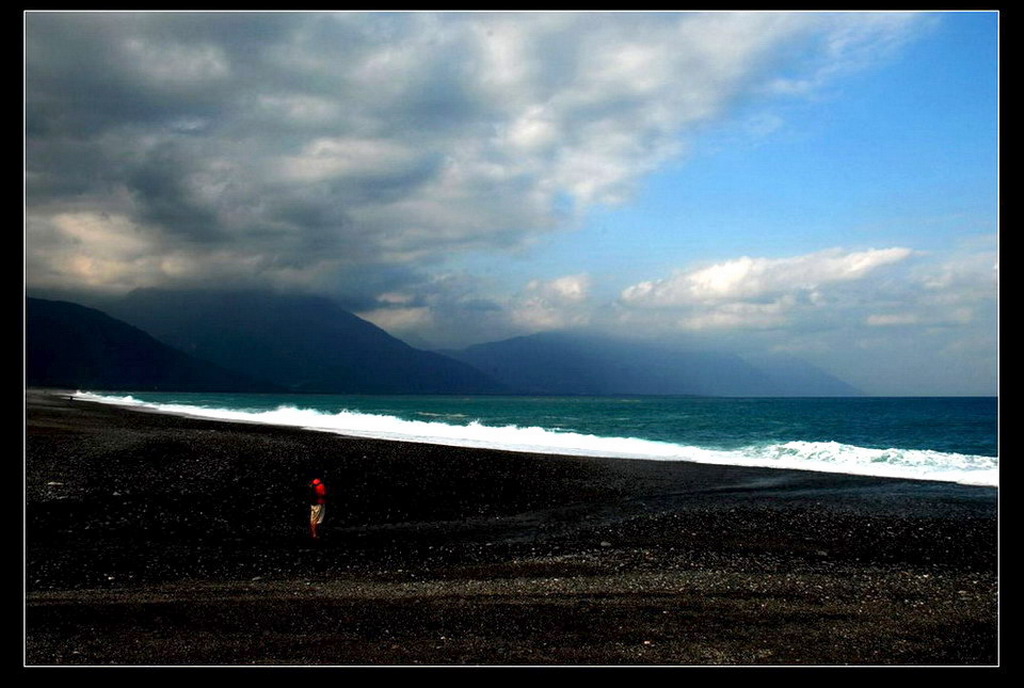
<box><xmin>75</xmin><ymin>391</ymin><xmax>998</xmax><ymax>487</ymax></box>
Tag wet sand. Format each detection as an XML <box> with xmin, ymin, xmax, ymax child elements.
<box><xmin>24</xmin><ymin>389</ymin><xmax>999</xmax><ymax>666</ymax></box>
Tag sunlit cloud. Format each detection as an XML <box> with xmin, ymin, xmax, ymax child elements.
<box><xmin>619</xmin><ymin>247</ymin><xmax>914</xmax><ymax>326</ymax></box>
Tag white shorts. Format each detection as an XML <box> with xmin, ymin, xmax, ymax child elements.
<box><xmin>310</xmin><ymin>504</ymin><xmax>326</xmax><ymax>525</ymax></box>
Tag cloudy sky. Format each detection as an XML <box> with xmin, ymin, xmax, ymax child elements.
<box><xmin>25</xmin><ymin>11</ymin><xmax>998</xmax><ymax>395</ymax></box>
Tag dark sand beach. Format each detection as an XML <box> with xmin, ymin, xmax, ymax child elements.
<box><xmin>24</xmin><ymin>389</ymin><xmax>999</xmax><ymax>667</ymax></box>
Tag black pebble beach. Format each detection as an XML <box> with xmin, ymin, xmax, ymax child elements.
<box><xmin>25</xmin><ymin>389</ymin><xmax>999</xmax><ymax>666</ymax></box>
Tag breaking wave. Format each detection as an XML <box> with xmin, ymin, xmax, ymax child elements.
<box><xmin>73</xmin><ymin>392</ymin><xmax>998</xmax><ymax>487</ymax></box>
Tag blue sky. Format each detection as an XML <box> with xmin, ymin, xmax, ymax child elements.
<box><xmin>25</xmin><ymin>11</ymin><xmax>998</xmax><ymax>395</ymax></box>
<box><xmin>470</xmin><ymin>11</ymin><xmax>997</xmax><ymax>289</ymax></box>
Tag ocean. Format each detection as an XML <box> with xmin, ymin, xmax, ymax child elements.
<box><xmin>73</xmin><ymin>391</ymin><xmax>998</xmax><ymax>488</ymax></box>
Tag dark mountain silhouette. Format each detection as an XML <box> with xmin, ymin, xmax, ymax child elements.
<box><xmin>27</xmin><ymin>290</ymin><xmax>860</xmax><ymax>397</ymax></box>
<box><xmin>442</xmin><ymin>331</ymin><xmax>861</xmax><ymax>397</ymax></box>
<box><xmin>97</xmin><ymin>289</ymin><xmax>510</xmax><ymax>395</ymax></box>
<box><xmin>742</xmin><ymin>352</ymin><xmax>864</xmax><ymax>397</ymax></box>
<box><xmin>26</xmin><ymin>298</ymin><xmax>280</xmax><ymax>392</ymax></box>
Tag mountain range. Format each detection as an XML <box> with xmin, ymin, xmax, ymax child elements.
<box><xmin>25</xmin><ymin>290</ymin><xmax>861</xmax><ymax>397</ymax></box>
<box><xmin>441</xmin><ymin>330</ymin><xmax>860</xmax><ymax>397</ymax></box>
<box><xmin>25</xmin><ymin>298</ymin><xmax>278</xmax><ymax>393</ymax></box>
<box><xmin>65</xmin><ymin>290</ymin><xmax>511</xmax><ymax>395</ymax></box>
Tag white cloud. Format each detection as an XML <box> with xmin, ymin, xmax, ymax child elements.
<box><xmin>355</xmin><ymin>305</ymin><xmax>434</xmax><ymax>334</ymax></box>
<box><xmin>122</xmin><ymin>37</ymin><xmax>230</xmax><ymax>86</ymax></box>
<box><xmin>866</xmin><ymin>313</ymin><xmax>920</xmax><ymax>327</ymax></box>
<box><xmin>277</xmin><ymin>137</ymin><xmax>425</xmax><ymax>183</ymax></box>
<box><xmin>525</xmin><ymin>274</ymin><xmax>591</xmax><ymax>303</ymax></box>
<box><xmin>27</xmin><ymin>212</ymin><xmax>163</xmax><ymax>291</ymax></box>
<box><xmin>612</xmin><ymin>247</ymin><xmax>917</xmax><ymax>335</ymax></box>
<box><xmin>511</xmin><ymin>274</ymin><xmax>594</xmax><ymax>332</ymax></box>
<box><xmin>620</xmin><ymin>247</ymin><xmax>914</xmax><ymax>310</ymax></box>
<box><xmin>675</xmin><ymin>296</ymin><xmax>797</xmax><ymax>331</ymax></box>
<box><xmin>355</xmin><ymin>272</ymin><xmax>596</xmax><ymax>347</ymax></box>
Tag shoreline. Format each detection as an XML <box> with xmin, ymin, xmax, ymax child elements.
<box><xmin>25</xmin><ymin>388</ymin><xmax>999</xmax><ymax>666</ymax></box>
<box><xmin>50</xmin><ymin>388</ymin><xmax>999</xmax><ymax>488</ymax></box>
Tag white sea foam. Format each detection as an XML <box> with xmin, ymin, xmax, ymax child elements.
<box><xmin>73</xmin><ymin>392</ymin><xmax>998</xmax><ymax>487</ymax></box>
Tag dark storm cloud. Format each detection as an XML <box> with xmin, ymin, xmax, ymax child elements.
<box><xmin>26</xmin><ymin>12</ymin><xmax>507</xmax><ymax>283</ymax></box>
<box><xmin>123</xmin><ymin>142</ymin><xmax>225</xmax><ymax>243</ymax></box>
<box><xmin>27</xmin><ymin>13</ymin><xmax>239</xmax><ymax>136</ymax></box>
<box><xmin>27</xmin><ymin>11</ymin><xmax>937</xmax><ymax>340</ymax></box>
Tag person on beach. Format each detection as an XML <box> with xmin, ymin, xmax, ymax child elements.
<box><xmin>309</xmin><ymin>478</ymin><xmax>328</xmax><ymax>539</ymax></box>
